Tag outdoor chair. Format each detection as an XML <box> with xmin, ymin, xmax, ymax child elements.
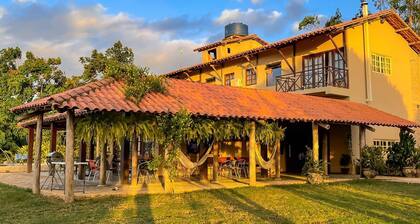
<box><xmin>87</xmin><ymin>160</ymin><xmax>99</xmax><ymax>181</ymax></box>
<box><xmin>237</xmin><ymin>159</ymin><xmax>248</xmax><ymax>178</ymax></box>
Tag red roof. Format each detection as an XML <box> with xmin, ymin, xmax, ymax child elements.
<box><xmin>12</xmin><ymin>78</ymin><xmax>420</xmax><ymax>128</ymax></box>
<box><xmin>193</xmin><ymin>34</ymin><xmax>268</xmax><ymax>52</ymax></box>
<box><xmin>164</xmin><ymin>10</ymin><xmax>420</xmax><ymax>78</ymax></box>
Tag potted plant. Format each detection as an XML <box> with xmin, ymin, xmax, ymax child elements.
<box><xmin>359</xmin><ymin>146</ymin><xmax>385</xmax><ymax>179</ymax></box>
<box><xmin>413</xmin><ymin>148</ymin><xmax>420</xmax><ymax>178</ymax></box>
<box><xmin>340</xmin><ymin>154</ymin><xmax>351</xmax><ymax>174</ymax></box>
<box><xmin>302</xmin><ymin>147</ymin><xmax>324</xmax><ymax>184</ymax></box>
<box><xmin>387</xmin><ymin>129</ymin><xmax>417</xmax><ymax>177</ymax></box>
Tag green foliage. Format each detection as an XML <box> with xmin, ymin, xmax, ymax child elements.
<box><xmin>372</xmin><ymin>0</ymin><xmax>420</xmax><ymax>34</ymax></box>
<box><xmin>387</xmin><ymin>129</ymin><xmax>417</xmax><ymax>172</ymax></box>
<box><xmin>124</xmin><ymin>68</ymin><xmax>166</xmax><ymax>103</ymax></box>
<box><xmin>298</xmin><ymin>15</ymin><xmax>321</xmax><ymax>31</ymax></box>
<box><xmin>360</xmin><ymin>146</ymin><xmax>386</xmax><ymax>173</ymax></box>
<box><xmin>325</xmin><ymin>9</ymin><xmax>343</xmax><ymax>27</ymax></box>
<box><xmin>302</xmin><ymin>147</ymin><xmax>324</xmax><ymax>175</ymax></box>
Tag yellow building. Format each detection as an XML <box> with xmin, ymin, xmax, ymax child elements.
<box><xmin>164</xmin><ymin>4</ymin><xmax>420</xmax><ymax>173</ymax></box>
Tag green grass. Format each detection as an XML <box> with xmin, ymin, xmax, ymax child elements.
<box><xmin>0</xmin><ymin>180</ymin><xmax>419</xmax><ymax>224</ymax></box>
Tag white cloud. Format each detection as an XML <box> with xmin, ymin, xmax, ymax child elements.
<box><xmin>0</xmin><ymin>7</ymin><xmax>6</xmax><ymax>19</ymax></box>
<box><xmin>13</xmin><ymin>0</ymin><xmax>36</xmax><ymax>4</ymax></box>
<box><xmin>0</xmin><ymin>3</ymin><xmax>204</xmax><ymax>75</ymax></box>
<box><xmin>251</xmin><ymin>0</ymin><xmax>263</xmax><ymax>4</ymax></box>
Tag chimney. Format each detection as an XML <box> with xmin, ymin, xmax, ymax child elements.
<box><xmin>361</xmin><ymin>0</ymin><xmax>368</xmax><ymax>17</ymax></box>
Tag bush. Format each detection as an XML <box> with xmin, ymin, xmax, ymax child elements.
<box><xmin>302</xmin><ymin>147</ymin><xmax>324</xmax><ymax>176</ymax></box>
<box><xmin>387</xmin><ymin>129</ymin><xmax>417</xmax><ymax>173</ymax></box>
<box><xmin>360</xmin><ymin>146</ymin><xmax>386</xmax><ymax>173</ymax></box>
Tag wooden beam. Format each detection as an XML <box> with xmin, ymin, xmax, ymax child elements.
<box><xmin>32</xmin><ymin>114</ymin><xmax>43</xmax><ymax>194</ymax></box>
<box><xmin>249</xmin><ymin>121</ymin><xmax>257</xmax><ymax>186</ymax></box>
<box><xmin>64</xmin><ymin>110</ymin><xmax>75</xmax><ymax>203</ymax></box>
<box><xmin>318</xmin><ymin>123</ymin><xmax>330</xmax><ymax>130</ymax></box>
<box><xmin>212</xmin><ymin>143</ymin><xmax>219</xmax><ymax>183</ymax></box>
<box><xmin>395</xmin><ymin>27</ymin><xmax>410</xmax><ymax>33</ymax></box>
<box><xmin>244</xmin><ymin>55</ymin><xmax>258</xmax><ymax>74</ymax></box>
<box><xmin>312</xmin><ymin>122</ymin><xmax>319</xmax><ymax>161</ymax></box>
<box><xmin>209</xmin><ymin>65</ymin><xmax>222</xmax><ymax>81</ymax></box>
<box><xmin>277</xmin><ymin>48</ymin><xmax>295</xmax><ymax>74</ymax></box>
<box><xmin>50</xmin><ymin>123</ymin><xmax>57</xmax><ymax>152</ymax></box>
<box><xmin>327</xmin><ymin>34</ymin><xmax>347</xmax><ymax>67</ymax></box>
<box><xmin>409</xmin><ymin>41</ymin><xmax>420</xmax><ymax>46</ymax></box>
<box><xmin>183</xmin><ymin>71</ymin><xmax>194</xmax><ymax>82</ymax></box>
<box><xmin>131</xmin><ymin>133</ymin><xmax>138</xmax><ymax>186</ymax></box>
<box><xmin>322</xmin><ymin>132</ymin><xmax>328</xmax><ymax>175</ymax></box>
<box><xmin>27</xmin><ymin>128</ymin><xmax>34</xmax><ymax>173</ymax></box>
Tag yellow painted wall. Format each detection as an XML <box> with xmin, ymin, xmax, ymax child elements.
<box><xmin>201</xmin><ymin>38</ymin><xmax>264</xmax><ymax>63</ymax></box>
<box><xmin>329</xmin><ymin>125</ymin><xmax>351</xmax><ymax>173</ymax></box>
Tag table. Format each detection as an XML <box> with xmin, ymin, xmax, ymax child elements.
<box><xmin>51</xmin><ymin>161</ymin><xmax>88</xmax><ymax>193</ymax></box>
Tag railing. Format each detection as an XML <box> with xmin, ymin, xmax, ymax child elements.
<box><xmin>276</xmin><ymin>66</ymin><xmax>349</xmax><ymax>92</ymax></box>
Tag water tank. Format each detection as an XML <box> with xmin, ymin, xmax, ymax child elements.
<box><xmin>225</xmin><ymin>23</ymin><xmax>248</xmax><ymax>38</ymax></box>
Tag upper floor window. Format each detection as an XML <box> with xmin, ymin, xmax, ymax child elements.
<box><xmin>227</xmin><ymin>48</ymin><xmax>231</xmax><ymax>54</ymax></box>
<box><xmin>208</xmin><ymin>49</ymin><xmax>217</xmax><ymax>60</ymax></box>
<box><xmin>373</xmin><ymin>139</ymin><xmax>397</xmax><ymax>149</ymax></box>
<box><xmin>372</xmin><ymin>54</ymin><xmax>391</xmax><ymax>75</ymax></box>
<box><xmin>246</xmin><ymin>68</ymin><xmax>257</xmax><ymax>86</ymax></box>
<box><xmin>266</xmin><ymin>63</ymin><xmax>281</xmax><ymax>87</ymax></box>
<box><xmin>224</xmin><ymin>73</ymin><xmax>234</xmax><ymax>86</ymax></box>
<box><xmin>206</xmin><ymin>77</ymin><xmax>216</xmax><ymax>83</ymax></box>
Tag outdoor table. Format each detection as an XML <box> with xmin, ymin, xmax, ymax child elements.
<box><xmin>51</xmin><ymin>161</ymin><xmax>88</xmax><ymax>193</ymax></box>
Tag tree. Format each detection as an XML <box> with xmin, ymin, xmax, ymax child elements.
<box><xmin>325</xmin><ymin>9</ymin><xmax>343</xmax><ymax>27</ymax></box>
<box><xmin>79</xmin><ymin>41</ymin><xmax>136</xmax><ymax>82</ymax></box>
<box><xmin>372</xmin><ymin>0</ymin><xmax>420</xmax><ymax>34</ymax></box>
<box><xmin>298</xmin><ymin>15</ymin><xmax>321</xmax><ymax>31</ymax></box>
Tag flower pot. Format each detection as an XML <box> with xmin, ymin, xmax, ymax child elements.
<box><xmin>362</xmin><ymin>168</ymin><xmax>377</xmax><ymax>179</ymax></box>
<box><xmin>341</xmin><ymin>167</ymin><xmax>350</xmax><ymax>174</ymax></box>
<box><xmin>306</xmin><ymin>173</ymin><xmax>323</xmax><ymax>184</ymax></box>
<box><xmin>402</xmin><ymin>167</ymin><xmax>416</xmax><ymax>177</ymax></box>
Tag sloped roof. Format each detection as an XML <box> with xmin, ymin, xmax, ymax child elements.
<box><xmin>164</xmin><ymin>10</ymin><xmax>420</xmax><ymax>78</ymax></box>
<box><xmin>193</xmin><ymin>34</ymin><xmax>268</xmax><ymax>52</ymax></box>
<box><xmin>13</xmin><ymin>78</ymin><xmax>420</xmax><ymax>128</ymax></box>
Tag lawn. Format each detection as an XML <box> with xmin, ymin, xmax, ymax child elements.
<box><xmin>0</xmin><ymin>180</ymin><xmax>419</xmax><ymax>224</ymax></box>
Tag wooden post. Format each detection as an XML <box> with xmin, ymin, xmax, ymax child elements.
<box><xmin>359</xmin><ymin>126</ymin><xmax>366</xmax><ymax>177</ymax></box>
<box><xmin>88</xmin><ymin>138</ymin><xmax>95</xmax><ymax>160</ymax></box>
<box><xmin>78</xmin><ymin>141</ymin><xmax>87</xmax><ymax>180</ymax></box>
<box><xmin>249</xmin><ymin>121</ymin><xmax>257</xmax><ymax>186</ymax></box>
<box><xmin>131</xmin><ymin>134</ymin><xmax>138</xmax><ymax>186</ymax></box>
<box><xmin>212</xmin><ymin>143</ymin><xmax>219</xmax><ymax>183</ymax></box>
<box><xmin>50</xmin><ymin>123</ymin><xmax>57</xmax><ymax>152</ymax></box>
<box><xmin>163</xmin><ymin>146</ymin><xmax>173</xmax><ymax>192</ymax></box>
<box><xmin>32</xmin><ymin>114</ymin><xmax>43</xmax><ymax>194</ymax></box>
<box><xmin>199</xmin><ymin>144</ymin><xmax>208</xmax><ymax>181</ymax></box>
<box><xmin>99</xmin><ymin>141</ymin><xmax>107</xmax><ymax>186</ymax></box>
<box><xmin>260</xmin><ymin>144</ymin><xmax>268</xmax><ymax>177</ymax></box>
<box><xmin>312</xmin><ymin>122</ymin><xmax>319</xmax><ymax>161</ymax></box>
<box><xmin>27</xmin><ymin>127</ymin><xmax>34</xmax><ymax>173</ymax></box>
<box><xmin>275</xmin><ymin>139</ymin><xmax>281</xmax><ymax>179</ymax></box>
<box><xmin>64</xmin><ymin>110</ymin><xmax>75</xmax><ymax>203</ymax></box>
<box><xmin>119</xmin><ymin>138</ymin><xmax>130</xmax><ymax>185</ymax></box>
<box><xmin>322</xmin><ymin>132</ymin><xmax>328</xmax><ymax>175</ymax></box>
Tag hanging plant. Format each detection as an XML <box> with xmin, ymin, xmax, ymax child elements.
<box><xmin>123</xmin><ymin>66</ymin><xmax>166</xmax><ymax>103</ymax></box>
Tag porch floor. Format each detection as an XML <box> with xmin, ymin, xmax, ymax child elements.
<box><xmin>0</xmin><ymin>171</ymin><xmax>359</xmax><ymax>200</ymax></box>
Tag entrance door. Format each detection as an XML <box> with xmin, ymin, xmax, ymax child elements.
<box><xmin>284</xmin><ymin>123</ymin><xmax>312</xmax><ymax>173</ymax></box>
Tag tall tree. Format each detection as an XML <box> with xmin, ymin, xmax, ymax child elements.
<box><xmin>372</xmin><ymin>0</ymin><xmax>420</xmax><ymax>34</ymax></box>
<box><xmin>325</xmin><ymin>9</ymin><xmax>343</xmax><ymax>27</ymax></box>
<box><xmin>298</xmin><ymin>9</ymin><xmax>343</xmax><ymax>31</ymax></box>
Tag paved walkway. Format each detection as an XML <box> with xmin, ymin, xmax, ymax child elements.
<box><xmin>376</xmin><ymin>175</ymin><xmax>420</xmax><ymax>184</ymax></box>
<box><xmin>0</xmin><ymin>172</ymin><xmax>357</xmax><ymax>200</ymax></box>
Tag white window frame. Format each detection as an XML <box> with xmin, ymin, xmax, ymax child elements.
<box><xmin>372</xmin><ymin>53</ymin><xmax>391</xmax><ymax>75</ymax></box>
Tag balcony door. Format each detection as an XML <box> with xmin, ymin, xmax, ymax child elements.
<box><xmin>303</xmin><ymin>54</ymin><xmax>325</xmax><ymax>89</ymax></box>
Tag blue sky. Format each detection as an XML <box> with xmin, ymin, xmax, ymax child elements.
<box><xmin>0</xmin><ymin>0</ymin><xmax>374</xmax><ymax>75</ymax></box>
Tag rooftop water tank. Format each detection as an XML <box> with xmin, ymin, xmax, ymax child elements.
<box><xmin>225</xmin><ymin>23</ymin><xmax>248</xmax><ymax>38</ymax></box>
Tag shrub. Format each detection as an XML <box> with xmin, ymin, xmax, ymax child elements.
<box><xmin>387</xmin><ymin>129</ymin><xmax>417</xmax><ymax>173</ymax></box>
<box><xmin>302</xmin><ymin>147</ymin><xmax>324</xmax><ymax>176</ymax></box>
<box><xmin>360</xmin><ymin>146</ymin><xmax>386</xmax><ymax>173</ymax></box>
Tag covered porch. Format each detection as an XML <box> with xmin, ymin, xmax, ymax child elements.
<box><xmin>10</xmin><ymin>78</ymin><xmax>419</xmax><ymax>203</ymax></box>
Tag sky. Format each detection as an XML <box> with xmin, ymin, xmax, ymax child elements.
<box><xmin>0</xmin><ymin>0</ymin><xmax>373</xmax><ymax>76</ymax></box>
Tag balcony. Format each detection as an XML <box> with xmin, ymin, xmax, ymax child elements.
<box><xmin>276</xmin><ymin>66</ymin><xmax>349</xmax><ymax>95</ymax></box>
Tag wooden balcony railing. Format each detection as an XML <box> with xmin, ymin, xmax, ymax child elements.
<box><xmin>276</xmin><ymin>66</ymin><xmax>349</xmax><ymax>92</ymax></box>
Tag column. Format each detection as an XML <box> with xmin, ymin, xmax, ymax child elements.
<box><xmin>27</xmin><ymin>127</ymin><xmax>34</xmax><ymax>173</ymax></box>
<box><xmin>212</xmin><ymin>143</ymin><xmax>219</xmax><ymax>183</ymax></box>
<box><xmin>78</xmin><ymin>141</ymin><xmax>87</xmax><ymax>180</ymax></box>
<box><xmin>99</xmin><ymin>142</ymin><xmax>107</xmax><ymax>186</ymax></box>
<box><xmin>275</xmin><ymin>139</ymin><xmax>281</xmax><ymax>179</ymax></box>
<box><xmin>131</xmin><ymin>134</ymin><xmax>138</xmax><ymax>186</ymax></box>
<box><xmin>50</xmin><ymin>123</ymin><xmax>57</xmax><ymax>152</ymax></box>
<box><xmin>32</xmin><ymin>114</ymin><xmax>43</xmax><ymax>194</ymax></box>
<box><xmin>350</xmin><ymin>125</ymin><xmax>360</xmax><ymax>175</ymax></box>
<box><xmin>359</xmin><ymin>126</ymin><xmax>366</xmax><ymax>177</ymax></box>
<box><xmin>64</xmin><ymin>110</ymin><xmax>75</xmax><ymax>203</ymax></box>
<box><xmin>322</xmin><ymin>132</ymin><xmax>328</xmax><ymax>175</ymax></box>
<box><xmin>312</xmin><ymin>122</ymin><xmax>319</xmax><ymax>161</ymax></box>
<box><xmin>249</xmin><ymin>121</ymin><xmax>257</xmax><ymax>186</ymax></box>
<box><xmin>88</xmin><ymin>138</ymin><xmax>95</xmax><ymax>160</ymax></box>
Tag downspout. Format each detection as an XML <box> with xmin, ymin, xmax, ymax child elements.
<box><xmin>362</xmin><ymin>0</ymin><xmax>373</xmax><ymax>102</ymax></box>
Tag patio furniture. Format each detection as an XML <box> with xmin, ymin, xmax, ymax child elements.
<box><xmin>41</xmin><ymin>152</ymin><xmax>64</xmax><ymax>191</ymax></box>
<box><xmin>51</xmin><ymin>161</ymin><xmax>88</xmax><ymax>193</ymax></box>
<box><xmin>87</xmin><ymin>160</ymin><xmax>99</xmax><ymax>181</ymax></box>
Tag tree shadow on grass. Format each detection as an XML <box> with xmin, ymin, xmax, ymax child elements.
<box><xmin>208</xmin><ymin>188</ymin><xmax>293</xmax><ymax>223</ymax></box>
<box><xmin>276</xmin><ymin>183</ymin><xmax>419</xmax><ymax>223</ymax></box>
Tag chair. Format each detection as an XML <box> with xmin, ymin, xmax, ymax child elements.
<box><xmin>87</xmin><ymin>160</ymin><xmax>99</xmax><ymax>181</ymax></box>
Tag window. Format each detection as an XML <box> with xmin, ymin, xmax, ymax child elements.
<box><xmin>266</xmin><ymin>63</ymin><xmax>281</xmax><ymax>86</ymax></box>
<box><xmin>373</xmin><ymin>139</ymin><xmax>397</xmax><ymax>149</ymax></box>
<box><xmin>372</xmin><ymin>54</ymin><xmax>391</xmax><ymax>75</ymax></box>
<box><xmin>245</xmin><ymin>68</ymin><xmax>257</xmax><ymax>86</ymax></box>
<box><xmin>224</xmin><ymin>73</ymin><xmax>234</xmax><ymax>86</ymax></box>
<box><xmin>208</xmin><ymin>49</ymin><xmax>217</xmax><ymax>60</ymax></box>
<box><xmin>227</xmin><ymin>48</ymin><xmax>231</xmax><ymax>54</ymax></box>
<box><xmin>205</xmin><ymin>77</ymin><xmax>216</xmax><ymax>83</ymax></box>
